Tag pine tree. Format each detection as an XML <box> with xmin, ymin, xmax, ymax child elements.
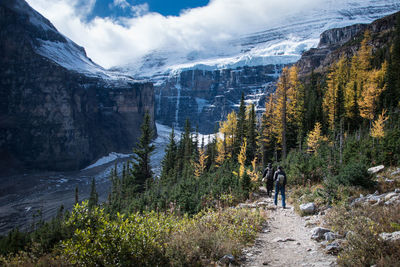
<box><xmin>236</xmin><ymin>92</ymin><xmax>246</xmax><ymax>155</ymax></box>
<box><xmin>246</xmin><ymin>104</ymin><xmax>257</xmax><ymax>163</ymax></box>
<box><xmin>131</xmin><ymin>112</ymin><xmax>155</xmax><ymax>193</ymax></box>
<box><xmin>161</xmin><ymin>127</ymin><xmax>177</xmax><ymax>178</ymax></box>
<box><xmin>74</xmin><ymin>186</ymin><xmax>79</xmax><ymax>204</ymax></box>
<box><xmin>88</xmin><ymin>178</ymin><xmax>98</xmax><ymax>209</ymax></box>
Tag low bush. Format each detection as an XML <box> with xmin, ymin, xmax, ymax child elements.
<box><xmin>61</xmin><ymin>201</ymin><xmax>266</xmax><ymax>266</ymax></box>
<box><xmin>326</xmin><ymin>205</ymin><xmax>400</xmax><ymax>266</ymax></box>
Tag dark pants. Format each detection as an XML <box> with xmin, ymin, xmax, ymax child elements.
<box><xmin>266</xmin><ymin>179</ymin><xmax>273</xmax><ymax>196</ymax></box>
<box><xmin>274</xmin><ymin>184</ymin><xmax>286</xmax><ymax>208</ymax></box>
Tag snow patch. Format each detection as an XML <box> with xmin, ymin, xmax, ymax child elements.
<box><xmin>83</xmin><ymin>152</ymin><xmax>131</xmax><ymax>171</ymax></box>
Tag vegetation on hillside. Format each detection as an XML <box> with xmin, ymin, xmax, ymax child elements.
<box><xmin>1</xmin><ymin>13</ymin><xmax>400</xmax><ymax>267</ymax></box>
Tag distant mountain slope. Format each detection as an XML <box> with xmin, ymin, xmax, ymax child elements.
<box><xmin>122</xmin><ymin>0</ymin><xmax>400</xmax><ymax>133</ymax></box>
<box><xmin>0</xmin><ymin>0</ymin><xmax>154</xmax><ymax>174</ymax></box>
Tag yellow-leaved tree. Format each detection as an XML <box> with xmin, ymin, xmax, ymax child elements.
<box><xmin>246</xmin><ymin>157</ymin><xmax>258</xmax><ymax>182</ymax></box>
<box><xmin>215</xmin><ymin>111</ymin><xmax>237</xmax><ymax>166</ymax></box>
<box><xmin>358</xmin><ymin>62</ymin><xmax>387</xmax><ymax>121</ymax></box>
<box><xmin>271</xmin><ymin>66</ymin><xmax>301</xmax><ymax>159</ymax></box>
<box><xmin>194</xmin><ymin>149</ymin><xmax>208</xmax><ymax>178</ymax></box>
<box><xmin>307</xmin><ymin>122</ymin><xmax>328</xmax><ymax>154</ymax></box>
<box><xmin>238</xmin><ymin>138</ymin><xmax>247</xmax><ymax>178</ymax></box>
<box><xmin>371</xmin><ymin>110</ymin><xmax>389</xmax><ymax>139</ymax></box>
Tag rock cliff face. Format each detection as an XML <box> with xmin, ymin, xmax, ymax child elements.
<box><xmin>297</xmin><ymin>11</ymin><xmax>400</xmax><ymax>76</ymax></box>
<box><xmin>0</xmin><ymin>0</ymin><xmax>154</xmax><ymax>173</ymax></box>
<box><xmin>155</xmin><ymin>65</ymin><xmax>284</xmax><ymax>133</ymax></box>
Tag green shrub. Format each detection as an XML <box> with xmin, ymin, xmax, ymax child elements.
<box><xmin>61</xmin><ymin>201</ymin><xmax>266</xmax><ymax>266</ymax></box>
<box><xmin>333</xmin><ymin>162</ymin><xmax>375</xmax><ymax>188</ymax></box>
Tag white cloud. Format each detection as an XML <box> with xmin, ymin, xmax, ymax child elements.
<box><xmin>130</xmin><ymin>3</ymin><xmax>149</xmax><ymax>17</ymax></box>
<box><xmin>113</xmin><ymin>0</ymin><xmax>131</xmax><ymax>9</ymax></box>
<box><xmin>24</xmin><ymin>0</ymin><xmax>398</xmax><ymax>70</ymax></box>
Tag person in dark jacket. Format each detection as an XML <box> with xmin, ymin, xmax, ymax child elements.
<box><xmin>273</xmin><ymin>166</ymin><xmax>287</xmax><ymax>208</ymax></box>
<box><xmin>262</xmin><ymin>163</ymin><xmax>274</xmax><ymax>197</ymax></box>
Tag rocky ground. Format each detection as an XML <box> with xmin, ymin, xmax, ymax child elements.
<box><xmin>236</xmin><ymin>188</ymin><xmax>337</xmax><ymax>267</ymax></box>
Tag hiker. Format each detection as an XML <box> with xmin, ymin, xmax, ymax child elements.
<box><xmin>262</xmin><ymin>163</ymin><xmax>274</xmax><ymax>197</ymax></box>
<box><xmin>273</xmin><ymin>166</ymin><xmax>287</xmax><ymax>208</ymax></box>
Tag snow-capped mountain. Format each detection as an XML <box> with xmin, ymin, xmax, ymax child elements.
<box><xmin>120</xmin><ymin>0</ymin><xmax>400</xmax><ymax>79</ymax></box>
<box><xmin>121</xmin><ymin>0</ymin><xmax>400</xmax><ymax>133</ymax></box>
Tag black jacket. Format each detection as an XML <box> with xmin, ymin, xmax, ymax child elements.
<box><xmin>263</xmin><ymin>167</ymin><xmax>274</xmax><ymax>180</ymax></box>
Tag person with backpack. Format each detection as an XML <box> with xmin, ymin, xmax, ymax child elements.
<box><xmin>273</xmin><ymin>166</ymin><xmax>287</xmax><ymax>208</ymax></box>
<box><xmin>262</xmin><ymin>163</ymin><xmax>274</xmax><ymax>197</ymax></box>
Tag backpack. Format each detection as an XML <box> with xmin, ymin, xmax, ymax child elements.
<box><xmin>276</xmin><ymin>173</ymin><xmax>285</xmax><ymax>186</ymax></box>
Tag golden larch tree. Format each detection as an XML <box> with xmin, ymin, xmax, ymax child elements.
<box><xmin>307</xmin><ymin>122</ymin><xmax>328</xmax><ymax>154</ymax></box>
<box><xmin>371</xmin><ymin>110</ymin><xmax>389</xmax><ymax>139</ymax></box>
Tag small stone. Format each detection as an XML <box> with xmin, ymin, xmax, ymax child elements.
<box><xmin>324</xmin><ymin>232</ymin><xmax>337</xmax><ymax>241</ymax></box>
<box><xmin>300</xmin><ymin>202</ymin><xmax>316</xmax><ymax>215</ymax></box>
<box><xmin>385</xmin><ymin>192</ymin><xmax>398</xmax><ymax>201</ymax></box>
<box><xmin>385</xmin><ymin>178</ymin><xmax>394</xmax><ymax>183</ymax></box>
<box><xmin>297</xmin><ymin>242</ymin><xmax>301</xmax><ymax>245</ymax></box>
<box><xmin>263</xmin><ymin>261</ymin><xmax>269</xmax><ymax>265</ymax></box>
<box><xmin>395</xmin><ymin>188</ymin><xmax>400</xmax><ymax>194</ymax></box>
<box><xmin>307</xmin><ymin>248</ymin><xmax>312</xmax><ymax>252</ymax></box>
<box><xmin>325</xmin><ymin>241</ymin><xmax>341</xmax><ymax>254</ymax></box>
<box><xmin>311</xmin><ymin>227</ymin><xmax>331</xmax><ymax>241</ymax></box>
<box><xmin>390</xmin><ymin>168</ymin><xmax>400</xmax><ymax>176</ymax></box>
<box><xmin>219</xmin><ymin>254</ymin><xmax>235</xmax><ymax>265</ymax></box>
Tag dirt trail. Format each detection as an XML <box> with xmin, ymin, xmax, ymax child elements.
<box><xmin>243</xmin><ymin>189</ymin><xmax>336</xmax><ymax>267</ymax></box>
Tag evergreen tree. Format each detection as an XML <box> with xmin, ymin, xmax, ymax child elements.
<box><xmin>235</xmin><ymin>92</ymin><xmax>246</xmax><ymax>154</ymax></box>
<box><xmin>246</xmin><ymin>104</ymin><xmax>257</xmax><ymax>163</ymax></box>
<box><xmin>88</xmin><ymin>178</ymin><xmax>98</xmax><ymax>209</ymax></box>
<box><xmin>74</xmin><ymin>186</ymin><xmax>79</xmax><ymax>204</ymax></box>
<box><xmin>161</xmin><ymin>127</ymin><xmax>177</xmax><ymax>179</ymax></box>
<box><xmin>131</xmin><ymin>112</ymin><xmax>155</xmax><ymax>193</ymax></box>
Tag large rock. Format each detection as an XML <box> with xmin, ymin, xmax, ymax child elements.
<box><xmin>311</xmin><ymin>227</ymin><xmax>331</xmax><ymax>241</ymax></box>
<box><xmin>300</xmin><ymin>203</ymin><xmax>316</xmax><ymax>215</ymax></box>
<box><xmin>0</xmin><ymin>0</ymin><xmax>155</xmax><ymax>173</ymax></box>
<box><xmin>379</xmin><ymin>231</ymin><xmax>400</xmax><ymax>242</ymax></box>
<box><xmin>368</xmin><ymin>165</ymin><xmax>385</xmax><ymax>174</ymax></box>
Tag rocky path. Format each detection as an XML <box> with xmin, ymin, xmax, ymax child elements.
<box><xmin>243</xmin><ymin>191</ymin><xmax>336</xmax><ymax>267</ymax></box>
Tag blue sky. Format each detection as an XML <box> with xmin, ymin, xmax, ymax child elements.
<box><xmin>86</xmin><ymin>0</ymin><xmax>209</xmax><ymax>20</ymax></box>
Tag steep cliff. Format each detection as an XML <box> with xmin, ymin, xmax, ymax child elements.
<box><xmin>297</xmin><ymin>11</ymin><xmax>400</xmax><ymax>77</ymax></box>
<box><xmin>0</xmin><ymin>0</ymin><xmax>154</xmax><ymax>174</ymax></box>
<box><xmin>155</xmin><ymin>65</ymin><xmax>284</xmax><ymax>133</ymax></box>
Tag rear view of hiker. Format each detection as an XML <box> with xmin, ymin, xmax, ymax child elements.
<box><xmin>262</xmin><ymin>163</ymin><xmax>274</xmax><ymax>197</ymax></box>
<box><xmin>273</xmin><ymin>166</ymin><xmax>287</xmax><ymax>208</ymax></box>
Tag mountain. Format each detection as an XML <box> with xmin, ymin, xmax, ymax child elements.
<box><xmin>120</xmin><ymin>0</ymin><xmax>400</xmax><ymax>133</ymax></box>
<box><xmin>0</xmin><ymin>0</ymin><xmax>154</xmax><ymax>174</ymax></box>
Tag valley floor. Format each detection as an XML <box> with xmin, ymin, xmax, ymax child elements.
<box><xmin>243</xmin><ymin>188</ymin><xmax>336</xmax><ymax>267</ymax></box>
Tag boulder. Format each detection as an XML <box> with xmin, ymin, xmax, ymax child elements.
<box><xmin>300</xmin><ymin>203</ymin><xmax>316</xmax><ymax>215</ymax></box>
<box><xmin>311</xmin><ymin>227</ymin><xmax>331</xmax><ymax>241</ymax></box>
<box><xmin>325</xmin><ymin>241</ymin><xmax>341</xmax><ymax>254</ymax></box>
<box><xmin>379</xmin><ymin>231</ymin><xmax>400</xmax><ymax>242</ymax></box>
<box><xmin>218</xmin><ymin>254</ymin><xmax>235</xmax><ymax>265</ymax></box>
<box><xmin>368</xmin><ymin>165</ymin><xmax>384</xmax><ymax>174</ymax></box>
<box><xmin>324</xmin><ymin>232</ymin><xmax>337</xmax><ymax>241</ymax></box>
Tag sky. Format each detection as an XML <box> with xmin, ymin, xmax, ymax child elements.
<box><xmin>24</xmin><ymin>0</ymin><xmax>387</xmax><ymax>70</ymax></box>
